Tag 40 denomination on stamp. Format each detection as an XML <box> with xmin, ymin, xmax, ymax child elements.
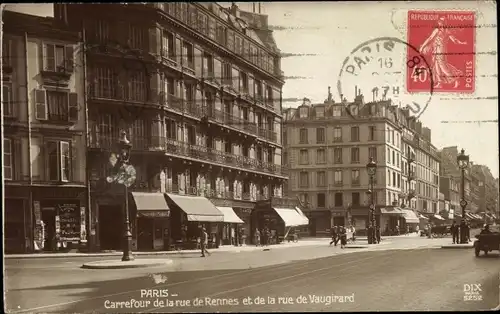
<box><xmin>407</xmin><ymin>10</ymin><xmax>475</xmax><ymax>93</ymax></box>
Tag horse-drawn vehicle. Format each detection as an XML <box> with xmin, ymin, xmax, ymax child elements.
<box><xmin>474</xmin><ymin>226</ymin><xmax>500</xmax><ymax>257</ymax></box>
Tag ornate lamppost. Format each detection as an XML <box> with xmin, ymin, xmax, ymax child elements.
<box><xmin>366</xmin><ymin>157</ymin><xmax>377</xmax><ymax>244</ymax></box>
<box><xmin>107</xmin><ymin>131</ymin><xmax>137</xmax><ymax>261</ymax></box>
<box><xmin>456</xmin><ymin>148</ymin><xmax>470</xmax><ymax>244</ymax></box>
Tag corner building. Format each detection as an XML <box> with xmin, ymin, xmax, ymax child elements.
<box><xmin>55</xmin><ymin>3</ymin><xmax>287</xmax><ymax>251</ymax></box>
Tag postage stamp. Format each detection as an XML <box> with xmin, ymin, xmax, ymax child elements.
<box><xmin>337</xmin><ymin>37</ymin><xmax>433</xmax><ymax>119</ymax></box>
<box><xmin>407</xmin><ymin>10</ymin><xmax>476</xmax><ymax>93</ymax></box>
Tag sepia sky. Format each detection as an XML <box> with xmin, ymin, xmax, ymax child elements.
<box><xmin>4</xmin><ymin>2</ymin><xmax>499</xmax><ymax>177</ymax></box>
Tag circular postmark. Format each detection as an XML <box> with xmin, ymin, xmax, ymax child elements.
<box><xmin>337</xmin><ymin>37</ymin><xmax>434</xmax><ymax>120</ymax></box>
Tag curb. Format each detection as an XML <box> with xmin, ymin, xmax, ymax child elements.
<box><xmin>6</xmin><ymin>251</ymin><xmax>205</xmax><ymax>259</ymax></box>
<box><xmin>440</xmin><ymin>245</ymin><xmax>473</xmax><ymax>249</ymax></box>
<box><xmin>81</xmin><ymin>259</ymin><xmax>174</xmax><ymax>270</ymax></box>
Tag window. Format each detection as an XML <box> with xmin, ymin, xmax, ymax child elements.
<box><xmin>161</xmin><ymin>30</ymin><xmax>175</xmax><ymax>59</ymax></box>
<box><xmin>47</xmin><ymin>140</ymin><xmax>71</xmax><ymax>182</ymax></box>
<box><xmin>2</xmin><ymin>84</ymin><xmax>13</xmax><ymax>117</ymax></box>
<box><xmin>350</xmin><ymin>147</ymin><xmax>359</xmax><ymax>163</ymax></box>
<box><xmin>397</xmin><ymin>173</ymin><xmax>401</xmax><ymax>188</ymax></box>
<box><xmin>203</xmin><ymin>52</ymin><xmax>214</xmax><ymax>78</ymax></box>
<box><xmin>368</xmin><ymin>147</ymin><xmax>377</xmax><ymax>162</ymax></box>
<box><xmin>333</xmin><ymin>148</ymin><xmax>342</xmax><ymax>164</ymax></box>
<box><xmin>316</xmin><ymin>128</ymin><xmax>325</xmax><ymax>143</ymax></box>
<box><xmin>316</xmin><ymin>107</ymin><xmax>325</xmax><ymax>118</ymax></box>
<box><xmin>392</xmin><ymin>150</ymin><xmax>395</xmax><ymax>165</ymax></box>
<box><xmin>350</xmin><ymin>126</ymin><xmax>359</xmax><ymax>142</ymax></box>
<box><xmin>3</xmin><ymin>138</ymin><xmax>13</xmax><ymax>180</ymax></box>
<box><xmin>351</xmin><ymin>170</ymin><xmax>360</xmax><ymax>185</ymax></box>
<box><xmin>300</xmin><ymin>193</ymin><xmax>309</xmax><ymax>205</ymax></box>
<box><xmin>47</xmin><ymin>91</ymin><xmax>67</xmax><ymax>121</ymax></box>
<box><xmin>299</xmin><ymin>149</ymin><xmax>309</xmax><ymax>164</ymax></box>
<box><xmin>299</xmin><ymin>128</ymin><xmax>308</xmax><ymax>144</ymax></box>
<box><xmin>369</xmin><ymin>126</ymin><xmax>376</xmax><ymax>141</ymax></box>
<box><xmin>333</xmin><ymin>106</ymin><xmax>342</xmax><ymax>117</ymax></box>
<box><xmin>317</xmin><ymin>193</ymin><xmax>326</xmax><ymax>208</ymax></box>
<box><xmin>387</xmin><ymin>148</ymin><xmax>391</xmax><ymax>164</ymax></box>
<box><xmin>182</xmin><ymin>41</ymin><xmax>194</xmax><ymax>69</ymax></box>
<box><xmin>255</xmin><ymin>80</ymin><xmax>263</xmax><ymax>99</ymax></box>
<box><xmin>299</xmin><ymin>107</ymin><xmax>308</xmax><ymax>118</ymax></box>
<box><xmin>334</xmin><ymin>192</ymin><xmax>343</xmax><ymax>207</ymax></box>
<box><xmin>223</xmin><ymin>63</ymin><xmax>232</xmax><ymax>85</ymax></box>
<box><xmin>129</xmin><ymin>71</ymin><xmax>146</xmax><ymax>102</ymax></box>
<box><xmin>2</xmin><ymin>37</ymin><xmax>12</xmax><ymax>67</ymax></box>
<box><xmin>396</xmin><ymin>153</ymin><xmax>400</xmax><ymax>168</ymax></box>
<box><xmin>216</xmin><ymin>24</ymin><xmax>225</xmax><ymax>45</ymax></box>
<box><xmin>166</xmin><ymin>119</ymin><xmax>176</xmax><ymax>140</ymax></box>
<box><xmin>95</xmin><ymin>20</ymin><xmax>110</xmax><ymax>43</ymax></box>
<box><xmin>317</xmin><ymin>171</ymin><xmax>326</xmax><ymax>187</ymax></box>
<box><xmin>94</xmin><ymin>67</ymin><xmax>117</xmax><ymax>99</ymax></box>
<box><xmin>266</xmin><ymin>86</ymin><xmax>273</xmax><ymax>104</ymax></box>
<box><xmin>352</xmin><ymin>192</ymin><xmax>360</xmax><ymax>206</ymax></box>
<box><xmin>37</xmin><ymin>90</ymin><xmax>78</xmax><ymax>122</ymax></box>
<box><xmin>333</xmin><ymin>127</ymin><xmax>342</xmax><ymax>142</ymax></box>
<box><xmin>43</xmin><ymin>43</ymin><xmax>73</xmax><ymax>72</ymax></box>
<box><xmin>316</xmin><ymin>149</ymin><xmax>326</xmax><ymax>164</ymax></box>
<box><xmin>240</xmin><ymin>72</ymin><xmax>248</xmax><ymax>93</ymax></box>
<box><xmin>334</xmin><ymin>170</ymin><xmax>343</xmax><ymax>185</ymax></box>
<box><xmin>129</xmin><ymin>25</ymin><xmax>144</xmax><ymax>50</ymax></box>
<box><xmin>299</xmin><ymin>171</ymin><xmax>309</xmax><ymax>188</ymax></box>
<box><xmin>392</xmin><ymin>172</ymin><xmax>396</xmax><ymax>187</ymax></box>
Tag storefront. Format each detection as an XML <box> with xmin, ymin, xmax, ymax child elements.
<box><xmin>216</xmin><ymin>207</ymin><xmax>244</xmax><ymax>246</ymax></box>
<box><xmin>234</xmin><ymin>207</ymin><xmax>252</xmax><ymax>245</ymax></box>
<box><xmin>130</xmin><ymin>192</ymin><xmax>170</xmax><ymax>251</ymax></box>
<box><xmin>400</xmin><ymin>209</ymin><xmax>420</xmax><ymax>232</ymax></box>
<box><xmin>303</xmin><ymin>210</ymin><xmax>330</xmax><ymax>237</ymax></box>
<box><xmin>331</xmin><ymin>209</ymin><xmax>347</xmax><ymax>228</ymax></box>
<box><xmin>165</xmin><ymin>193</ymin><xmax>224</xmax><ymax>249</ymax></box>
<box><xmin>380</xmin><ymin>207</ymin><xmax>404</xmax><ymax>235</ymax></box>
<box><xmin>251</xmin><ymin>205</ymin><xmax>309</xmax><ymax>244</ymax></box>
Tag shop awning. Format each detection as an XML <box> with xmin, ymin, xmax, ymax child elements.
<box><xmin>473</xmin><ymin>213</ymin><xmax>483</xmax><ymax>220</ymax></box>
<box><xmin>131</xmin><ymin>192</ymin><xmax>170</xmax><ymax>217</ymax></box>
<box><xmin>380</xmin><ymin>207</ymin><xmax>404</xmax><ymax>215</ymax></box>
<box><xmin>465</xmin><ymin>212</ymin><xmax>475</xmax><ymax>220</ymax></box>
<box><xmin>454</xmin><ymin>212</ymin><xmax>462</xmax><ymax>218</ymax></box>
<box><xmin>273</xmin><ymin>207</ymin><xmax>309</xmax><ymax>227</ymax></box>
<box><xmin>418</xmin><ymin>214</ymin><xmax>429</xmax><ymax>220</ymax></box>
<box><xmin>401</xmin><ymin>209</ymin><xmax>419</xmax><ymax>223</ymax></box>
<box><xmin>166</xmin><ymin>193</ymin><xmax>223</xmax><ymax>222</ymax></box>
<box><xmin>433</xmin><ymin>214</ymin><xmax>445</xmax><ymax>220</ymax></box>
<box><xmin>295</xmin><ymin>207</ymin><xmax>308</xmax><ymax>220</ymax></box>
<box><xmin>217</xmin><ymin>207</ymin><xmax>244</xmax><ymax>224</ymax></box>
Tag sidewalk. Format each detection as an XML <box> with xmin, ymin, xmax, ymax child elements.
<box><xmin>5</xmin><ymin>239</ymin><xmax>332</xmax><ymax>259</ymax></box>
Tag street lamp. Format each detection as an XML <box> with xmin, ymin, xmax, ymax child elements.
<box><xmin>366</xmin><ymin>157</ymin><xmax>377</xmax><ymax>244</ymax></box>
<box><xmin>107</xmin><ymin>130</ymin><xmax>136</xmax><ymax>261</ymax></box>
<box><xmin>456</xmin><ymin>148</ymin><xmax>470</xmax><ymax>244</ymax></box>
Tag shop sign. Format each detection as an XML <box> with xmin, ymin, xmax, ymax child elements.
<box><xmin>34</xmin><ymin>201</ymin><xmax>41</xmax><ymax>223</ymax></box>
<box><xmin>58</xmin><ymin>203</ymin><xmax>80</xmax><ymax>241</ymax></box>
<box><xmin>140</xmin><ymin>211</ymin><xmax>170</xmax><ymax>218</ymax></box>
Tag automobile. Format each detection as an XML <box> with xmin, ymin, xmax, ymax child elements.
<box><xmin>474</xmin><ymin>225</ymin><xmax>500</xmax><ymax>257</ymax></box>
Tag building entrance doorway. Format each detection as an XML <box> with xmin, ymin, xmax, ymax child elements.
<box><xmin>309</xmin><ymin>218</ymin><xmax>316</xmax><ymax>236</ymax></box>
<box><xmin>99</xmin><ymin>205</ymin><xmax>123</xmax><ymax>250</ymax></box>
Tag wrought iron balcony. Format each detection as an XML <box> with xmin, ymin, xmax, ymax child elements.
<box><xmin>165</xmin><ymin>138</ymin><xmax>287</xmax><ymax>176</ymax></box>
<box><xmin>88</xmin><ymin>134</ymin><xmax>166</xmax><ymax>151</ymax></box>
<box><xmin>203</xmin><ymin>106</ymin><xmax>258</xmax><ymax>136</ymax></box>
<box><xmin>164</xmin><ymin>185</ymin><xmax>257</xmax><ymax>202</ymax></box>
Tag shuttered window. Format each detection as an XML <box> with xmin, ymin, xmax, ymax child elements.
<box><xmin>3</xmin><ymin>138</ymin><xmax>13</xmax><ymax>180</ymax></box>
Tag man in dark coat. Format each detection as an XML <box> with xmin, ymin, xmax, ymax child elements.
<box><xmin>376</xmin><ymin>225</ymin><xmax>381</xmax><ymax>244</ymax></box>
<box><xmin>329</xmin><ymin>226</ymin><xmax>338</xmax><ymax>246</ymax></box>
<box><xmin>450</xmin><ymin>221</ymin><xmax>459</xmax><ymax>244</ymax></box>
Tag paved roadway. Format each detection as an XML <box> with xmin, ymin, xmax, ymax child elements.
<box><xmin>5</xmin><ymin>236</ymin><xmax>499</xmax><ymax>313</ymax></box>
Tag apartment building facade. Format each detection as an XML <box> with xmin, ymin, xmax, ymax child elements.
<box><xmin>283</xmin><ymin>89</ymin><xmax>423</xmax><ymax>235</ymax></box>
<box><xmin>3</xmin><ymin>11</ymin><xmax>86</xmax><ymax>253</ymax></box>
<box><xmin>55</xmin><ymin>3</ymin><xmax>287</xmax><ymax>251</ymax></box>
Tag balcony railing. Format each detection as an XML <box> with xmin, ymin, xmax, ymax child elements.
<box><xmin>164</xmin><ymin>184</ymin><xmax>269</xmax><ymax>202</ymax></box>
<box><xmin>203</xmin><ymin>106</ymin><xmax>258</xmax><ymax>136</ymax></box>
<box><xmin>165</xmin><ymin>138</ymin><xmax>287</xmax><ymax>176</ymax></box>
<box><xmin>89</xmin><ymin>134</ymin><xmax>166</xmax><ymax>151</ymax></box>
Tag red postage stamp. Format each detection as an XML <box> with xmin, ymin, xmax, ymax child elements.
<box><xmin>407</xmin><ymin>10</ymin><xmax>475</xmax><ymax>93</ymax></box>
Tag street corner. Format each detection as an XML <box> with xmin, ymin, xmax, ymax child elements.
<box><xmin>81</xmin><ymin>258</ymin><xmax>174</xmax><ymax>270</ymax></box>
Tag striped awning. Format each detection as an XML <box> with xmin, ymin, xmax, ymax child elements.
<box><xmin>401</xmin><ymin>209</ymin><xmax>419</xmax><ymax>223</ymax></box>
<box><xmin>418</xmin><ymin>214</ymin><xmax>429</xmax><ymax>220</ymax></box>
<box><xmin>433</xmin><ymin>214</ymin><xmax>445</xmax><ymax>220</ymax></box>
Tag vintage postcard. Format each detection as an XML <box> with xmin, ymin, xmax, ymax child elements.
<box><xmin>2</xmin><ymin>1</ymin><xmax>499</xmax><ymax>313</ymax></box>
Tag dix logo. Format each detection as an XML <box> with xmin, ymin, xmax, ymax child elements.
<box><xmin>464</xmin><ymin>284</ymin><xmax>482</xmax><ymax>292</ymax></box>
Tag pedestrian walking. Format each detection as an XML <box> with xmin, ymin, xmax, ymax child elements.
<box><xmin>329</xmin><ymin>226</ymin><xmax>338</xmax><ymax>246</ymax></box>
<box><xmin>200</xmin><ymin>226</ymin><xmax>211</xmax><ymax>257</ymax></box>
<box><xmin>466</xmin><ymin>221</ymin><xmax>471</xmax><ymax>242</ymax></box>
<box><xmin>450</xmin><ymin>221</ymin><xmax>459</xmax><ymax>244</ymax></box>
<box><xmin>406</xmin><ymin>225</ymin><xmax>410</xmax><ymax>235</ymax></box>
<box><xmin>254</xmin><ymin>228</ymin><xmax>261</xmax><ymax>246</ymax></box>
<box><xmin>376</xmin><ymin>225</ymin><xmax>381</xmax><ymax>243</ymax></box>
<box><xmin>339</xmin><ymin>226</ymin><xmax>347</xmax><ymax>249</ymax></box>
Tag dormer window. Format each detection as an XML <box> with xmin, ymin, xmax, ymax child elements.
<box><xmin>299</xmin><ymin>106</ymin><xmax>308</xmax><ymax>118</ymax></box>
<box><xmin>333</xmin><ymin>106</ymin><xmax>342</xmax><ymax>117</ymax></box>
<box><xmin>316</xmin><ymin>107</ymin><xmax>325</xmax><ymax>118</ymax></box>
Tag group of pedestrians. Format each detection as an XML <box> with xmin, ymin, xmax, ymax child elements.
<box><xmin>329</xmin><ymin>225</ymin><xmax>355</xmax><ymax>249</ymax></box>
<box><xmin>253</xmin><ymin>227</ymin><xmax>271</xmax><ymax>246</ymax></box>
<box><xmin>450</xmin><ymin>220</ymin><xmax>472</xmax><ymax>244</ymax></box>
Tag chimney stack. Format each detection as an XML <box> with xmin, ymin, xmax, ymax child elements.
<box><xmin>327</xmin><ymin>86</ymin><xmax>332</xmax><ymax>102</ymax></box>
<box><xmin>355</xmin><ymin>85</ymin><xmax>358</xmax><ymax>98</ymax></box>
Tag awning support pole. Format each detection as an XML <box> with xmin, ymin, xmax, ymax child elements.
<box><xmin>284</xmin><ymin>226</ymin><xmax>291</xmax><ymax>240</ymax></box>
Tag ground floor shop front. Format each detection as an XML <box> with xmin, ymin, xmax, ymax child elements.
<box><xmin>4</xmin><ymin>185</ymin><xmax>87</xmax><ymax>254</ymax></box>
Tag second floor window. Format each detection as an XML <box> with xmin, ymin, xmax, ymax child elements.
<box><xmin>351</xmin><ymin>147</ymin><xmax>360</xmax><ymax>163</ymax></box>
<box><xmin>2</xmin><ymin>84</ymin><xmax>13</xmax><ymax>117</ymax></box>
<box><xmin>299</xmin><ymin>128</ymin><xmax>308</xmax><ymax>144</ymax></box>
<box><xmin>316</xmin><ymin>149</ymin><xmax>326</xmax><ymax>164</ymax></box>
<box><xmin>351</xmin><ymin>169</ymin><xmax>360</xmax><ymax>185</ymax></box>
<box><xmin>47</xmin><ymin>140</ymin><xmax>71</xmax><ymax>182</ymax></box>
<box><xmin>299</xmin><ymin>149</ymin><xmax>309</xmax><ymax>164</ymax></box>
<box><xmin>299</xmin><ymin>171</ymin><xmax>309</xmax><ymax>188</ymax></box>
<box><xmin>316</xmin><ymin>128</ymin><xmax>325</xmax><ymax>143</ymax></box>
<box><xmin>161</xmin><ymin>30</ymin><xmax>175</xmax><ymax>59</ymax></box>
<box><xmin>182</xmin><ymin>41</ymin><xmax>194</xmax><ymax>69</ymax></box>
<box><xmin>317</xmin><ymin>193</ymin><xmax>326</xmax><ymax>208</ymax></box>
<box><xmin>352</xmin><ymin>192</ymin><xmax>360</xmax><ymax>206</ymax></box>
<box><xmin>334</xmin><ymin>147</ymin><xmax>342</xmax><ymax>164</ymax></box>
<box><xmin>333</xmin><ymin>127</ymin><xmax>342</xmax><ymax>142</ymax></box>
<box><xmin>334</xmin><ymin>170</ymin><xmax>343</xmax><ymax>185</ymax></box>
<box><xmin>317</xmin><ymin>171</ymin><xmax>326</xmax><ymax>187</ymax></box>
<box><xmin>351</xmin><ymin>126</ymin><xmax>360</xmax><ymax>142</ymax></box>
<box><xmin>3</xmin><ymin>138</ymin><xmax>13</xmax><ymax>180</ymax></box>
